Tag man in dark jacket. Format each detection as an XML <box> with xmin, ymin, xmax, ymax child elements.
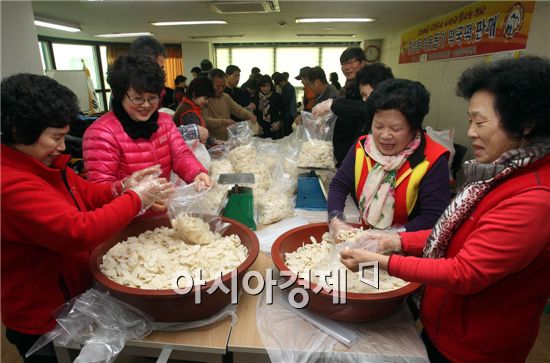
<box><xmin>273</xmin><ymin>72</ymin><xmax>297</xmax><ymax>137</ymax></box>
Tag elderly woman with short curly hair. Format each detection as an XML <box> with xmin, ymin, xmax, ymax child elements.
<box><xmin>341</xmin><ymin>56</ymin><xmax>550</xmax><ymax>363</ymax></box>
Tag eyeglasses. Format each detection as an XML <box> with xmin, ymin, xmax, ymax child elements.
<box><xmin>126</xmin><ymin>93</ymin><xmax>160</xmax><ymax>106</ymax></box>
<box><xmin>341</xmin><ymin>58</ymin><xmax>360</xmax><ymax>67</ymax></box>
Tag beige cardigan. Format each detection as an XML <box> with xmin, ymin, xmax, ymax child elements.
<box><xmin>202</xmin><ymin>93</ymin><xmax>254</xmax><ymax>140</ymax></box>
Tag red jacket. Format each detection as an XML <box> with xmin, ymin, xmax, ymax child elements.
<box><xmin>1</xmin><ymin>145</ymin><xmax>142</xmax><ymax>334</ymax></box>
<box><xmin>389</xmin><ymin>154</ymin><xmax>550</xmax><ymax>362</ymax></box>
<box><xmin>83</xmin><ymin>111</ymin><xmax>207</xmax><ymax>183</ymax></box>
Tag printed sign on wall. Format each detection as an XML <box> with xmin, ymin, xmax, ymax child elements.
<box><xmin>399</xmin><ymin>1</ymin><xmax>535</xmax><ymax>64</ymax></box>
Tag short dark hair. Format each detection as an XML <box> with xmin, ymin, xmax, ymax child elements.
<box><xmin>366</xmin><ymin>79</ymin><xmax>430</xmax><ymax>131</ymax></box>
<box><xmin>1</xmin><ymin>73</ymin><xmax>80</xmax><ymax>145</ymax></box>
<box><xmin>329</xmin><ymin>72</ymin><xmax>339</xmax><ymax>82</ymax></box>
<box><xmin>191</xmin><ymin>66</ymin><xmax>201</xmax><ymax>75</ymax></box>
<box><xmin>200</xmin><ymin>59</ymin><xmax>213</xmax><ymax>72</ymax></box>
<box><xmin>282</xmin><ymin>72</ymin><xmax>289</xmax><ymax>81</ymax></box>
<box><xmin>108</xmin><ymin>55</ymin><xmax>165</xmax><ymax>102</ymax></box>
<box><xmin>175</xmin><ymin>75</ymin><xmax>187</xmax><ymax>85</ymax></box>
<box><xmin>242</xmin><ymin>78</ymin><xmax>258</xmax><ymax>92</ymax></box>
<box><xmin>356</xmin><ymin>63</ymin><xmax>394</xmax><ymax>88</ymax></box>
<box><xmin>251</xmin><ymin>67</ymin><xmax>260</xmax><ymax>74</ymax></box>
<box><xmin>307</xmin><ymin>66</ymin><xmax>328</xmax><ymax>84</ymax></box>
<box><xmin>186</xmin><ymin>77</ymin><xmax>215</xmax><ymax>98</ymax></box>
<box><xmin>128</xmin><ymin>36</ymin><xmax>166</xmax><ymax>60</ymax></box>
<box><xmin>272</xmin><ymin>72</ymin><xmax>284</xmax><ymax>85</ymax></box>
<box><xmin>258</xmin><ymin>75</ymin><xmax>275</xmax><ymax>93</ymax></box>
<box><xmin>209</xmin><ymin>68</ymin><xmax>226</xmax><ymax>80</ymax></box>
<box><xmin>457</xmin><ymin>56</ymin><xmax>550</xmax><ymax>140</ymax></box>
<box><xmin>340</xmin><ymin>47</ymin><xmax>366</xmax><ymax>64</ymax></box>
<box><xmin>226</xmin><ymin>65</ymin><xmax>241</xmax><ymax>75</ymax></box>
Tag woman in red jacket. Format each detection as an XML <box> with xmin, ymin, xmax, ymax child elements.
<box><xmin>340</xmin><ymin>56</ymin><xmax>550</xmax><ymax>363</ymax></box>
<box><xmin>83</xmin><ymin>56</ymin><xmax>212</xmax><ymax>213</ymax></box>
<box><xmin>1</xmin><ymin>74</ymin><xmax>172</xmax><ymax>362</ymax></box>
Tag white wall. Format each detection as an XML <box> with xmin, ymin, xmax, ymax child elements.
<box><xmin>1</xmin><ymin>1</ymin><xmax>42</xmax><ymax>77</ymax></box>
<box><xmin>380</xmin><ymin>2</ymin><xmax>550</xmax><ymax>160</ymax></box>
<box><xmin>180</xmin><ymin>42</ymin><xmax>214</xmax><ymax>77</ymax></box>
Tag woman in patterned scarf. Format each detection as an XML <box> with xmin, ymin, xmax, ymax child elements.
<box><xmin>255</xmin><ymin>75</ymin><xmax>283</xmax><ymax>139</ymax></box>
<box><xmin>340</xmin><ymin>56</ymin><xmax>550</xmax><ymax>363</ymax></box>
<box><xmin>328</xmin><ymin>79</ymin><xmax>451</xmax><ymax>235</ymax></box>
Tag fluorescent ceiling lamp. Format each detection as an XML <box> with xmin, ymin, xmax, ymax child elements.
<box><xmin>190</xmin><ymin>34</ymin><xmax>244</xmax><ymax>39</ymax></box>
<box><xmin>34</xmin><ymin>19</ymin><xmax>81</xmax><ymax>32</ymax></box>
<box><xmin>151</xmin><ymin>20</ymin><xmax>227</xmax><ymax>26</ymax></box>
<box><xmin>95</xmin><ymin>32</ymin><xmax>153</xmax><ymax>38</ymax></box>
<box><xmin>297</xmin><ymin>34</ymin><xmax>356</xmax><ymax>37</ymax></box>
<box><xmin>296</xmin><ymin>18</ymin><xmax>375</xmax><ymax>23</ymax></box>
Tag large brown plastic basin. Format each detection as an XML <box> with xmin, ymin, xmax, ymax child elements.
<box><xmin>271</xmin><ymin>223</ymin><xmax>421</xmax><ymax>322</ymax></box>
<box><xmin>90</xmin><ymin>216</ymin><xmax>259</xmax><ymax>322</ymax></box>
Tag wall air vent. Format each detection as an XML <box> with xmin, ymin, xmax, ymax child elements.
<box><xmin>210</xmin><ymin>1</ymin><xmax>280</xmax><ymax>14</ymax></box>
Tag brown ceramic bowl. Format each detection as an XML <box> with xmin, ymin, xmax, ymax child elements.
<box><xmin>90</xmin><ymin>215</ymin><xmax>259</xmax><ymax>322</ymax></box>
<box><xmin>271</xmin><ymin>223</ymin><xmax>421</xmax><ymax>322</ymax></box>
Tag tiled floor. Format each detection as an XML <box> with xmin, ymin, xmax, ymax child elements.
<box><xmin>3</xmin><ymin>314</ymin><xmax>549</xmax><ymax>362</ymax></box>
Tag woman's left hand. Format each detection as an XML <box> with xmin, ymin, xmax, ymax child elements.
<box><xmin>340</xmin><ymin>248</ymin><xmax>390</xmax><ymax>272</ymax></box>
<box><xmin>194</xmin><ymin>172</ymin><xmax>212</xmax><ymax>190</ymax></box>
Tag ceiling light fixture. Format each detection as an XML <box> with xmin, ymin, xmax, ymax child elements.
<box><xmin>190</xmin><ymin>34</ymin><xmax>245</xmax><ymax>39</ymax></box>
<box><xmin>95</xmin><ymin>32</ymin><xmax>153</xmax><ymax>38</ymax></box>
<box><xmin>34</xmin><ymin>17</ymin><xmax>81</xmax><ymax>32</ymax></box>
<box><xmin>296</xmin><ymin>33</ymin><xmax>356</xmax><ymax>37</ymax></box>
<box><xmin>296</xmin><ymin>18</ymin><xmax>375</xmax><ymax>23</ymax></box>
<box><xmin>151</xmin><ymin>20</ymin><xmax>227</xmax><ymax>26</ymax></box>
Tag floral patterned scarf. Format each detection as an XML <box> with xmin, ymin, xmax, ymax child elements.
<box><xmin>359</xmin><ymin>131</ymin><xmax>421</xmax><ymax>229</ymax></box>
<box><xmin>258</xmin><ymin>91</ymin><xmax>272</xmax><ymax>123</ymax></box>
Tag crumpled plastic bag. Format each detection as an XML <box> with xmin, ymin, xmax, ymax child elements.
<box><xmin>26</xmin><ymin>289</ymin><xmax>152</xmax><ymax>363</ymax></box>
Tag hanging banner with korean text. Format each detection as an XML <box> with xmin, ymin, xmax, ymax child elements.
<box><xmin>399</xmin><ymin>1</ymin><xmax>535</xmax><ymax>64</ymax></box>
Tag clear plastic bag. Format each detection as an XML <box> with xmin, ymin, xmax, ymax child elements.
<box><xmin>256</xmin><ymin>288</ymin><xmax>429</xmax><ymax>363</ymax></box>
<box><xmin>167</xmin><ymin>182</ymin><xmax>230</xmax><ymax>245</ymax></box>
<box><xmin>185</xmin><ymin>139</ymin><xmax>211</xmax><ymax>171</ymax></box>
<box><xmin>226</xmin><ymin>121</ymin><xmax>254</xmax><ymax>150</ymax></box>
<box><xmin>26</xmin><ymin>288</ymin><xmax>152</xmax><ymax>363</ymax></box>
<box><xmin>256</xmin><ymin>162</ymin><xmax>296</xmax><ymax>226</ymax></box>
<box><xmin>296</xmin><ymin>111</ymin><xmax>338</xmax><ymax>169</ymax></box>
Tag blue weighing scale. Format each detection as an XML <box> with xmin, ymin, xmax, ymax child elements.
<box><xmin>296</xmin><ymin>170</ymin><xmax>328</xmax><ymax>211</ymax></box>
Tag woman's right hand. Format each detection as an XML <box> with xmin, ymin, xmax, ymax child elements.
<box><xmin>354</xmin><ymin>230</ymin><xmax>403</xmax><ymax>254</ymax></box>
<box><xmin>122</xmin><ymin>165</ymin><xmax>162</xmax><ymax>190</ymax></box>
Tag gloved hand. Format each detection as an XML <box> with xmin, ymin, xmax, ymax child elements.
<box><xmin>112</xmin><ymin>165</ymin><xmax>162</xmax><ymax>197</ymax></box>
<box><xmin>353</xmin><ymin>230</ymin><xmax>402</xmax><ymax>254</ymax></box>
<box><xmin>197</xmin><ymin>125</ymin><xmax>209</xmax><ymax>144</ymax></box>
<box><xmin>194</xmin><ymin>172</ymin><xmax>212</xmax><ymax>190</ymax></box>
<box><xmin>128</xmin><ymin>176</ymin><xmax>174</xmax><ymax>214</ymax></box>
<box><xmin>312</xmin><ymin>99</ymin><xmax>333</xmax><ymax>117</ymax></box>
<box><xmin>328</xmin><ymin>211</ymin><xmax>356</xmax><ymax>243</ymax></box>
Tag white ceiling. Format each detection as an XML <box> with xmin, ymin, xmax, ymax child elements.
<box><xmin>31</xmin><ymin>0</ymin><xmax>473</xmax><ymax>44</ymax></box>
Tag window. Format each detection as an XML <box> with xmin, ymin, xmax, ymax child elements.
<box><xmin>231</xmin><ymin>47</ymin><xmax>274</xmax><ymax>85</ymax></box>
<box><xmin>321</xmin><ymin>47</ymin><xmax>347</xmax><ymax>86</ymax></box>
<box><xmin>276</xmin><ymin>47</ymin><xmax>319</xmax><ymax>87</ymax></box>
<box><xmin>52</xmin><ymin>43</ymin><xmax>100</xmax><ymax>88</ymax></box>
<box><xmin>216</xmin><ymin>48</ymin><xmax>230</xmax><ymax>73</ymax></box>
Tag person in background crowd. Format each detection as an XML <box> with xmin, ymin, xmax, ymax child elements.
<box><xmin>330</xmin><ymin>72</ymin><xmax>342</xmax><ymax>90</ymax></box>
<box><xmin>329</xmin><ymin>46</ymin><xmax>367</xmax><ymax>166</ymax></box>
<box><xmin>293</xmin><ymin>66</ymin><xmax>317</xmax><ymax>127</ymax></box>
<box><xmin>329</xmin><ymin>79</ymin><xmax>450</xmax><ymax>234</ymax></box>
<box><xmin>273</xmin><ymin>72</ymin><xmax>297</xmax><ymax>137</ymax></box>
<box><xmin>203</xmin><ymin>68</ymin><xmax>257</xmax><ymax>140</ymax></box>
<box><xmin>191</xmin><ymin>66</ymin><xmax>201</xmax><ymax>79</ymax></box>
<box><xmin>248</xmin><ymin>66</ymin><xmax>261</xmax><ymax>82</ymax></box>
<box><xmin>255</xmin><ymin>75</ymin><xmax>284</xmax><ymax>139</ymax></box>
<box><xmin>306</xmin><ymin>66</ymin><xmax>340</xmax><ymax>103</ymax></box>
<box><xmin>340</xmin><ymin>56</ymin><xmax>550</xmax><ymax>363</ymax></box>
<box><xmin>313</xmin><ymin>63</ymin><xmax>394</xmax><ymax>161</ymax></box>
<box><xmin>174</xmin><ymin>75</ymin><xmax>188</xmax><ymax>104</ymax></box>
<box><xmin>225</xmin><ymin>65</ymin><xmax>256</xmax><ymax>116</ymax></box>
<box><xmin>1</xmin><ymin>73</ymin><xmax>171</xmax><ymax>363</ymax></box>
<box><xmin>83</xmin><ymin>55</ymin><xmax>211</xmax><ymax>213</ymax></box>
<box><xmin>173</xmin><ymin>77</ymin><xmax>215</xmax><ymax>146</ymax></box>
<box><xmin>199</xmin><ymin>59</ymin><xmax>213</xmax><ymax>78</ymax></box>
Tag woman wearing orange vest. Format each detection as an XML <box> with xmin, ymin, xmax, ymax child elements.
<box><xmin>328</xmin><ymin>79</ymin><xmax>450</xmax><ymax>235</ymax></box>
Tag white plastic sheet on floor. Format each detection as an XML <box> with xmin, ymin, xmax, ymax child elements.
<box><xmin>256</xmin><ymin>288</ymin><xmax>429</xmax><ymax>363</ymax></box>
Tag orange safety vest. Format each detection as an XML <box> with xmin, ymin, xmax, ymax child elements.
<box><xmin>354</xmin><ymin>132</ymin><xmax>449</xmax><ymax>226</ymax></box>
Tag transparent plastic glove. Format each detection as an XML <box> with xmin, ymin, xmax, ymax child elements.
<box><xmin>328</xmin><ymin>211</ymin><xmax>355</xmax><ymax>243</ymax></box>
<box><xmin>193</xmin><ymin>172</ymin><xmax>212</xmax><ymax>190</ymax></box>
<box><xmin>353</xmin><ymin>230</ymin><xmax>403</xmax><ymax>254</ymax></box>
<box><xmin>128</xmin><ymin>177</ymin><xmax>172</xmax><ymax>214</ymax></box>
<box><xmin>112</xmin><ymin>165</ymin><xmax>162</xmax><ymax>197</ymax></box>
<box><xmin>312</xmin><ymin>98</ymin><xmax>333</xmax><ymax>117</ymax></box>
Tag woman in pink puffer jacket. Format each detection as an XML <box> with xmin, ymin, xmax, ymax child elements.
<box><xmin>83</xmin><ymin>55</ymin><xmax>211</xmax><ymax>211</ymax></box>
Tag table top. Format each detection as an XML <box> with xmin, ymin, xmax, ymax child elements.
<box><xmin>228</xmin><ymin>252</ymin><xmax>273</xmax><ymax>354</ymax></box>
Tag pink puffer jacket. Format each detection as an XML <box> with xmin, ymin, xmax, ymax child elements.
<box><xmin>83</xmin><ymin>111</ymin><xmax>207</xmax><ymax>183</ymax></box>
